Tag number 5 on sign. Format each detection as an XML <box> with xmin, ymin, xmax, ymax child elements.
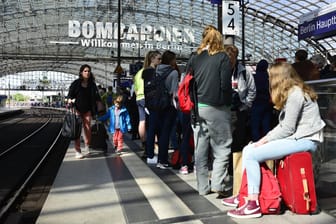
<box><xmin>222</xmin><ymin>1</ymin><xmax>240</xmax><ymax>36</ymax></box>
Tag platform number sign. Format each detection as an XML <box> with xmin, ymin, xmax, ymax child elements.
<box><xmin>222</xmin><ymin>1</ymin><xmax>240</xmax><ymax>36</ymax></box>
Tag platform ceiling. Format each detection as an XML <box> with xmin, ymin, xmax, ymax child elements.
<box><xmin>0</xmin><ymin>0</ymin><xmax>335</xmax><ymax>86</ymax></box>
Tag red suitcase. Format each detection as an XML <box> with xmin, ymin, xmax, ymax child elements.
<box><xmin>276</xmin><ymin>152</ymin><xmax>318</xmax><ymax>214</ymax></box>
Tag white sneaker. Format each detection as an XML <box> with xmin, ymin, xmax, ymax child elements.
<box><xmin>156</xmin><ymin>163</ymin><xmax>171</xmax><ymax>169</ymax></box>
<box><xmin>147</xmin><ymin>155</ymin><xmax>158</xmax><ymax>164</ymax></box>
<box><xmin>84</xmin><ymin>145</ymin><xmax>91</xmax><ymax>155</ymax></box>
<box><xmin>75</xmin><ymin>152</ymin><xmax>84</xmax><ymax>159</ymax></box>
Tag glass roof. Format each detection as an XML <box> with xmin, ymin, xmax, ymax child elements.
<box><xmin>0</xmin><ymin>0</ymin><xmax>335</xmax><ymax>86</ymax></box>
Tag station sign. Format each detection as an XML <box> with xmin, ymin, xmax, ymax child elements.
<box><xmin>298</xmin><ymin>3</ymin><xmax>336</xmax><ymax>40</ymax></box>
<box><xmin>222</xmin><ymin>1</ymin><xmax>240</xmax><ymax>36</ymax></box>
<box><xmin>61</xmin><ymin>20</ymin><xmax>196</xmax><ymax>52</ymax></box>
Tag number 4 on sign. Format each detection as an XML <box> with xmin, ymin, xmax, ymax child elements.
<box><xmin>222</xmin><ymin>1</ymin><xmax>240</xmax><ymax>36</ymax></box>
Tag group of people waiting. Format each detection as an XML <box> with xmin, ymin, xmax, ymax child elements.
<box><xmin>66</xmin><ymin>24</ymin><xmax>326</xmax><ymax>220</ymax></box>
<box><xmin>133</xmin><ymin>25</ymin><xmax>325</xmax><ymax>219</ymax></box>
<box><xmin>292</xmin><ymin>48</ymin><xmax>336</xmax><ymax>81</ymax></box>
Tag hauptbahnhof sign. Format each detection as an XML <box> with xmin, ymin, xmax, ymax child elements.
<box><xmin>298</xmin><ymin>3</ymin><xmax>336</xmax><ymax>40</ymax></box>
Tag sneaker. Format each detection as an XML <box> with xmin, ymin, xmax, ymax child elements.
<box><xmin>75</xmin><ymin>152</ymin><xmax>84</xmax><ymax>159</ymax></box>
<box><xmin>214</xmin><ymin>189</ymin><xmax>232</xmax><ymax>199</ymax></box>
<box><xmin>147</xmin><ymin>155</ymin><xmax>158</xmax><ymax>164</ymax></box>
<box><xmin>179</xmin><ymin>165</ymin><xmax>189</xmax><ymax>175</ymax></box>
<box><xmin>84</xmin><ymin>145</ymin><xmax>90</xmax><ymax>152</ymax></box>
<box><xmin>222</xmin><ymin>195</ymin><xmax>240</xmax><ymax>207</ymax></box>
<box><xmin>227</xmin><ymin>200</ymin><xmax>262</xmax><ymax>219</ymax></box>
<box><xmin>156</xmin><ymin>163</ymin><xmax>171</xmax><ymax>169</ymax></box>
<box><xmin>84</xmin><ymin>145</ymin><xmax>91</xmax><ymax>156</ymax></box>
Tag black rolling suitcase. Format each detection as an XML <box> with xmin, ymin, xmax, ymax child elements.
<box><xmin>90</xmin><ymin>121</ymin><xmax>108</xmax><ymax>153</ymax></box>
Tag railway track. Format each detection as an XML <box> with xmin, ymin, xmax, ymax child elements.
<box><xmin>0</xmin><ymin>108</ymin><xmax>70</xmax><ymax>223</ymax></box>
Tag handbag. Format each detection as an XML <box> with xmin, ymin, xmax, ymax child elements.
<box><xmin>61</xmin><ymin>106</ymin><xmax>82</xmax><ymax>140</ymax></box>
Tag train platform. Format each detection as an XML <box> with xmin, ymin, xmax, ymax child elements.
<box><xmin>0</xmin><ymin>108</ymin><xmax>24</xmax><ymax>121</ymax></box>
<box><xmin>0</xmin><ymin>107</ymin><xmax>23</xmax><ymax>115</ymax></box>
<box><xmin>36</xmin><ymin>133</ymin><xmax>336</xmax><ymax>224</ymax></box>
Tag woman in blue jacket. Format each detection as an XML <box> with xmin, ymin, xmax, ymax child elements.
<box><xmin>99</xmin><ymin>95</ymin><xmax>131</xmax><ymax>153</ymax></box>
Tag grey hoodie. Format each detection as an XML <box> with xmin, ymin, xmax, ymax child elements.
<box><xmin>156</xmin><ymin>64</ymin><xmax>179</xmax><ymax>105</ymax></box>
<box><xmin>156</xmin><ymin>64</ymin><xmax>179</xmax><ymax>95</ymax></box>
<box><xmin>234</xmin><ymin>63</ymin><xmax>256</xmax><ymax>109</ymax></box>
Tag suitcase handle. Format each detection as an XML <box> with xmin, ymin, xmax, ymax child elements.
<box><xmin>300</xmin><ymin>168</ymin><xmax>311</xmax><ymax>211</ymax></box>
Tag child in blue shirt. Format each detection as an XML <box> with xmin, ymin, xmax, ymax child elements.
<box><xmin>99</xmin><ymin>95</ymin><xmax>131</xmax><ymax>153</ymax></box>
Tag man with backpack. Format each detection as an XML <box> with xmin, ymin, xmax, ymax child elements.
<box><xmin>143</xmin><ymin>50</ymin><xmax>179</xmax><ymax>169</ymax></box>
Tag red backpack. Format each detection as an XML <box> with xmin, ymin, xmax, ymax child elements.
<box><xmin>238</xmin><ymin>163</ymin><xmax>282</xmax><ymax>214</ymax></box>
<box><xmin>177</xmin><ymin>70</ymin><xmax>195</xmax><ymax>113</ymax></box>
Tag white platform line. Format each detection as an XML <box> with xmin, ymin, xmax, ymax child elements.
<box><xmin>37</xmin><ymin>144</ymin><xmax>126</xmax><ymax>224</ymax></box>
<box><xmin>120</xmin><ymin>151</ymin><xmax>194</xmax><ymax>219</ymax></box>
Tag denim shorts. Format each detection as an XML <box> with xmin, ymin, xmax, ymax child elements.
<box><xmin>136</xmin><ymin>99</ymin><xmax>146</xmax><ymax>121</ymax></box>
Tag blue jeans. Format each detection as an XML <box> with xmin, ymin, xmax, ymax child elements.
<box><xmin>242</xmin><ymin>138</ymin><xmax>318</xmax><ymax>195</ymax></box>
<box><xmin>158</xmin><ymin>106</ymin><xmax>177</xmax><ymax>164</ymax></box>
<box><xmin>178</xmin><ymin>111</ymin><xmax>193</xmax><ymax>166</ymax></box>
<box><xmin>169</xmin><ymin>117</ymin><xmax>179</xmax><ymax>149</ymax></box>
<box><xmin>146</xmin><ymin>110</ymin><xmax>160</xmax><ymax>158</ymax></box>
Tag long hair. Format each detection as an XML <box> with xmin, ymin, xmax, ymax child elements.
<box><xmin>79</xmin><ymin>64</ymin><xmax>95</xmax><ymax>83</ymax></box>
<box><xmin>143</xmin><ymin>50</ymin><xmax>161</xmax><ymax>68</ymax></box>
<box><xmin>224</xmin><ymin>45</ymin><xmax>239</xmax><ymax>68</ymax></box>
<box><xmin>161</xmin><ymin>50</ymin><xmax>176</xmax><ymax>66</ymax></box>
<box><xmin>268</xmin><ymin>62</ymin><xmax>317</xmax><ymax>110</ymax></box>
<box><xmin>197</xmin><ymin>25</ymin><xmax>225</xmax><ymax>56</ymax></box>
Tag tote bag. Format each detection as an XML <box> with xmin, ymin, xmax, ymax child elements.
<box><xmin>62</xmin><ymin>107</ymin><xmax>82</xmax><ymax>140</ymax></box>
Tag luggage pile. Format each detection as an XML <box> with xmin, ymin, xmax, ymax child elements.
<box><xmin>236</xmin><ymin>151</ymin><xmax>319</xmax><ymax>215</ymax></box>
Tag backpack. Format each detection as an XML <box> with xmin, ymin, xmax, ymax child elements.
<box><xmin>144</xmin><ymin>68</ymin><xmax>173</xmax><ymax>111</ymax></box>
<box><xmin>238</xmin><ymin>163</ymin><xmax>282</xmax><ymax>215</ymax></box>
<box><xmin>177</xmin><ymin>70</ymin><xmax>195</xmax><ymax>113</ymax></box>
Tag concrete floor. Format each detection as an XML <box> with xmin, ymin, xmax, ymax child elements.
<box><xmin>37</xmin><ymin>132</ymin><xmax>336</xmax><ymax>224</ymax></box>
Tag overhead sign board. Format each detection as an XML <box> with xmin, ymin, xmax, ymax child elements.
<box><xmin>50</xmin><ymin>20</ymin><xmax>196</xmax><ymax>53</ymax></box>
<box><xmin>298</xmin><ymin>3</ymin><xmax>336</xmax><ymax>40</ymax></box>
<box><xmin>222</xmin><ymin>1</ymin><xmax>240</xmax><ymax>36</ymax></box>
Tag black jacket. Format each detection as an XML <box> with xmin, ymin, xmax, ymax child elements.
<box><xmin>67</xmin><ymin>79</ymin><xmax>102</xmax><ymax>115</ymax></box>
<box><xmin>187</xmin><ymin>51</ymin><xmax>232</xmax><ymax>106</ymax></box>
